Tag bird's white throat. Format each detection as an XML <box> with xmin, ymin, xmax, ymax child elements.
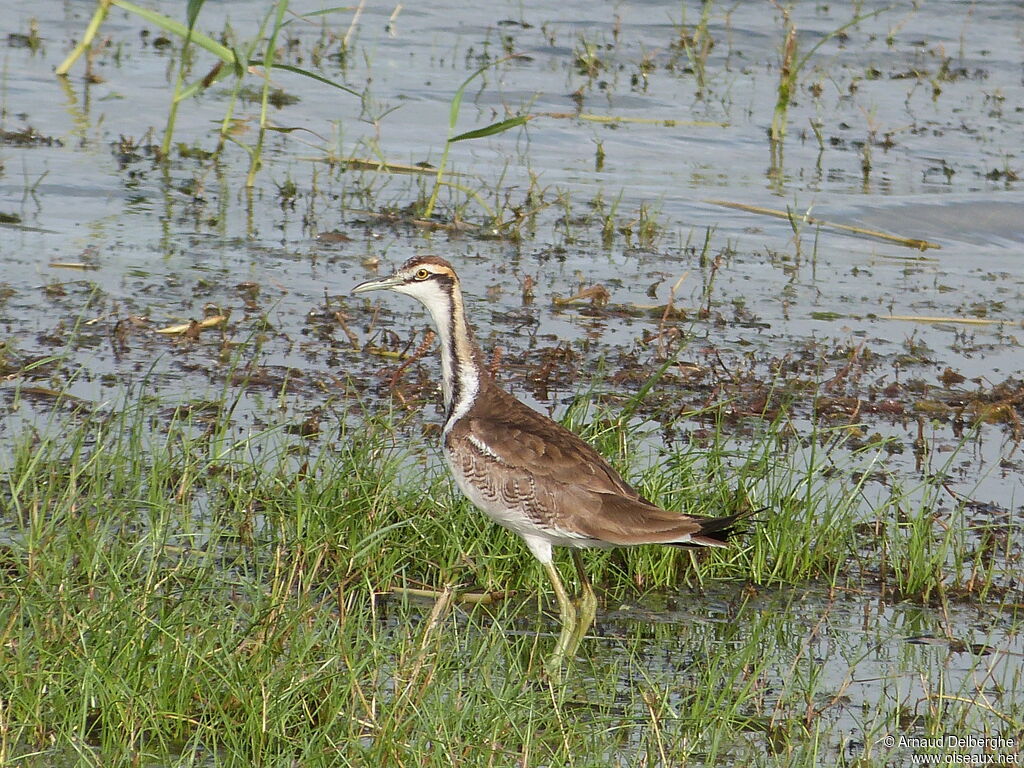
<box><xmin>407</xmin><ymin>279</ymin><xmax>481</xmax><ymax>427</ymax></box>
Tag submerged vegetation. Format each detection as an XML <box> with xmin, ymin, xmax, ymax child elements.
<box><xmin>1</xmin><ymin>0</ymin><xmax>1022</xmax><ymax>765</ymax></box>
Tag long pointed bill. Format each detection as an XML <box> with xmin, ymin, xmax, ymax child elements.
<box><xmin>352</xmin><ymin>273</ymin><xmax>403</xmax><ymax>294</ymax></box>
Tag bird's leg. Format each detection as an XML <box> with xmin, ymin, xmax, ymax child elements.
<box><xmin>541</xmin><ymin>560</ymin><xmax>576</xmax><ymax>677</ymax></box>
<box><xmin>567</xmin><ymin>550</ymin><xmax>597</xmax><ymax>656</ymax></box>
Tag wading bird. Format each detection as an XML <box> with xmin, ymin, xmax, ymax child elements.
<box><xmin>353</xmin><ymin>256</ymin><xmax>752</xmax><ymax>674</ymax></box>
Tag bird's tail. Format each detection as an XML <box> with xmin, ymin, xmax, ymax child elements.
<box><xmin>678</xmin><ymin>506</ymin><xmax>762</xmax><ymax>548</ymax></box>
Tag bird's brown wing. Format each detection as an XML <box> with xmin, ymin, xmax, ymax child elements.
<box><xmin>447</xmin><ymin>385</ymin><xmax>750</xmax><ymax>548</ymax></box>
<box><xmin>461</xmin><ymin>385</ymin><xmax>642</xmax><ymax>500</ymax></box>
<box><xmin>450</xmin><ymin>416</ymin><xmax>736</xmax><ymax>547</ymax></box>
<box><xmin>572</xmin><ymin>493</ymin><xmax>734</xmax><ymax>547</ymax></box>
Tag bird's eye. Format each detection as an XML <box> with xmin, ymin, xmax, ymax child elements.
<box><xmin>414</xmin><ymin>268</ymin><xmax>431</xmax><ymax>280</ymax></box>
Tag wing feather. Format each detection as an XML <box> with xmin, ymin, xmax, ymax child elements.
<box><xmin>460</xmin><ymin>385</ymin><xmax>642</xmax><ymax>500</ymax></box>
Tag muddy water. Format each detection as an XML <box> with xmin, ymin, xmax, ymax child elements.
<box><xmin>1</xmin><ymin>0</ymin><xmax>1022</xmax><ymax>762</ymax></box>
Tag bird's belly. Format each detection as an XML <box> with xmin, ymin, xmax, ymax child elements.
<box><xmin>444</xmin><ymin>450</ymin><xmax>538</xmax><ymax>533</ymax></box>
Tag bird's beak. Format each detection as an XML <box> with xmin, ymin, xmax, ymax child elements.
<box><xmin>352</xmin><ymin>272</ymin><xmax>403</xmax><ymax>294</ymax></box>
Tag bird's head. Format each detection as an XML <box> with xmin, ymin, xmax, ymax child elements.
<box><xmin>352</xmin><ymin>256</ymin><xmax>459</xmax><ymax>310</ymax></box>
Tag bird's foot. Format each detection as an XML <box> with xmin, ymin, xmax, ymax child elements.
<box><xmin>565</xmin><ymin>585</ymin><xmax>598</xmax><ymax>657</ymax></box>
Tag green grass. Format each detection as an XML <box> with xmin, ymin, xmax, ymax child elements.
<box><xmin>1</xmin><ymin>380</ymin><xmax>1019</xmax><ymax>766</ymax></box>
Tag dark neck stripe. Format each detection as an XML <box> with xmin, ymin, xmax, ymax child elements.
<box><xmin>445</xmin><ymin>284</ymin><xmax>462</xmax><ymax>420</ymax></box>
<box><xmin>434</xmin><ymin>276</ymin><xmax>481</xmax><ymax>425</ymax></box>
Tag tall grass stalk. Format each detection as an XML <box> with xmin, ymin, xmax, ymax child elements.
<box><xmin>676</xmin><ymin>0</ymin><xmax>715</xmax><ymax>96</ymax></box>
<box><xmin>420</xmin><ymin>56</ymin><xmax>529</xmax><ymax>221</ymax></box>
<box><xmin>769</xmin><ymin>3</ymin><xmax>894</xmax><ymax>146</ymax></box>
<box><xmin>160</xmin><ymin>0</ymin><xmax>205</xmax><ymax>158</ymax></box>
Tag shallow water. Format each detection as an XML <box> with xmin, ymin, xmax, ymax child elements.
<box><xmin>1</xmin><ymin>0</ymin><xmax>1022</xmax><ymax>763</ymax></box>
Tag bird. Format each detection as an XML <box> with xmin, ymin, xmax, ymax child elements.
<box><xmin>353</xmin><ymin>255</ymin><xmax>753</xmax><ymax>674</ymax></box>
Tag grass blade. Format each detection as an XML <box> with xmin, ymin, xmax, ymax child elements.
<box><xmin>54</xmin><ymin>1</ymin><xmax>111</xmax><ymax>76</ymax></box>
<box><xmin>186</xmin><ymin>0</ymin><xmax>204</xmax><ymax>28</ymax></box>
<box><xmin>261</xmin><ymin>62</ymin><xmax>362</xmax><ymax>98</ymax></box>
<box><xmin>449</xmin><ymin>116</ymin><xmax>530</xmax><ymax>143</ymax></box>
<box><xmin>704</xmin><ymin>199</ymin><xmax>940</xmax><ymax>250</ymax></box>
<box><xmin>112</xmin><ymin>0</ymin><xmax>236</xmax><ymax>64</ymax></box>
<box><xmin>423</xmin><ymin>54</ymin><xmax>523</xmax><ymax>220</ymax></box>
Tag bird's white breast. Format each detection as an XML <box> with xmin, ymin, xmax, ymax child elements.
<box><xmin>441</xmin><ymin>438</ymin><xmax>599</xmax><ymax>564</ymax></box>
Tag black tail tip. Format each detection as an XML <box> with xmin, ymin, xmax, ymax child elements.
<box><xmin>697</xmin><ymin>505</ymin><xmax>766</xmax><ymax>544</ymax></box>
